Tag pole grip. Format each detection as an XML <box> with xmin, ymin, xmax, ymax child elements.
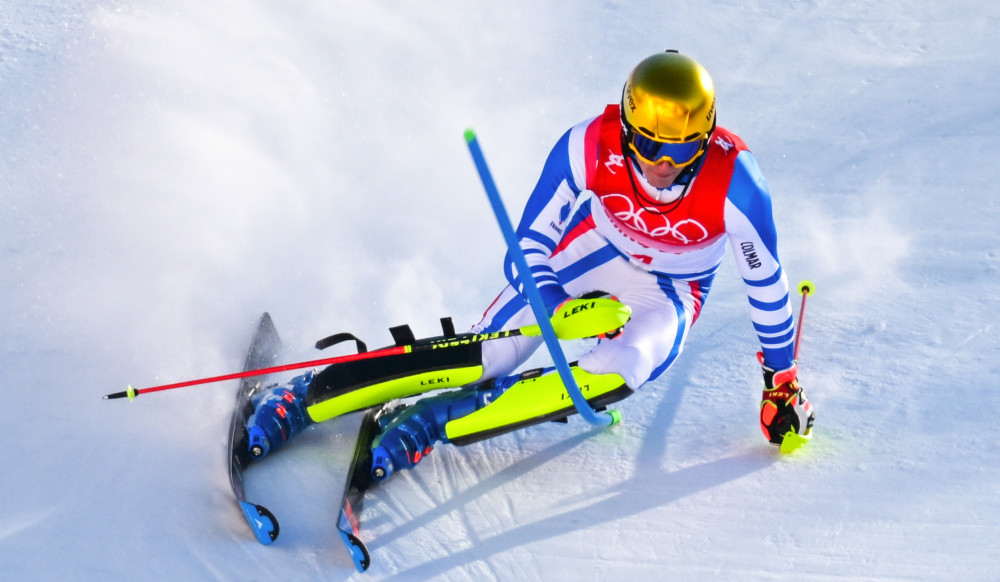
<box><xmin>792</xmin><ymin>280</ymin><xmax>814</xmax><ymax>361</ymax></box>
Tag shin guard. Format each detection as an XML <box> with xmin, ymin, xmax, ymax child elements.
<box><xmin>445</xmin><ymin>366</ymin><xmax>632</xmax><ymax>446</ymax></box>
<box><xmin>305</xmin><ymin>341</ymin><xmax>485</xmax><ymax>423</ymax></box>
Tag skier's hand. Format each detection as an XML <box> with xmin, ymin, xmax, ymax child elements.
<box><xmin>576</xmin><ymin>291</ymin><xmax>626</xmax><ymax>339</ymax></box>
<box><xmin>759</xmin><ymin>359</ymin><xmax>815</xmax><ymax>447</ymax></box>
<box><xmin>546</xmin><ymin>292</ymin><xmax>631</xmax><ymax>340</ymax></box>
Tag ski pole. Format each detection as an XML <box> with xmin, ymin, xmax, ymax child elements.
<box><xmin>105</xmin><ymin>344</ymin><xmax>411</xmax><ymax>401</ymax></box>
<box><xmin>104</xmin><ymin>301</ymin><xmax>630</xmax><ymax>402</ymax></box>
<box><xmin>792</xmin><ymin>280</ymin><xmax>814</xmax><ymax>361</ymax></box>
<box><xmin>464</xmin><ymin>128</ymin><xmax>618</xmax><ymax>427</ymax></box>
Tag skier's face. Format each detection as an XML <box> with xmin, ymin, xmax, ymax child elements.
<box><xmin>623</xmin><ymin>125</ymin><xmax>706</xmax><ymax>189</ymax></box>
<box><xmin>636</xmin><ymin>157</ymin><xmax>684</xmax><ymax>189</ymax></box>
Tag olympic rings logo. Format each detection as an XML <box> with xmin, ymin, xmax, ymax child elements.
<box><xmin>600</xmin><ymin>193</ymin><xmax>709</xmax><ymax>244</ymax></box>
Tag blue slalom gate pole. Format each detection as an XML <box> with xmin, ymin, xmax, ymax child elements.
<box><xmin>464</xmin><ymin>129</ymin><xmax>617</xmax><ymax>427</ymax></box>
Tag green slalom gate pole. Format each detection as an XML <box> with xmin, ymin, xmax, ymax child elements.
<box><xmin>464</xmin><ymin>129</ymin><xmax>619</xmax><ymax>427</ymax></box>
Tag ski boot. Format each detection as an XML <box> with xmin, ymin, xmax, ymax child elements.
<box><xmin>369</xmin><ymin>375</ymin><xmax>518</xmax><ymax>481</ymax></box>
<box><xmin>247</xmin><ymin>371</ymin><xmax>315</xmax><ymax>458</ymax></box>
<box><xmin>369</xmin><ymin>364</ymin><xmax>631</xmax><ymax>479</ymax></box>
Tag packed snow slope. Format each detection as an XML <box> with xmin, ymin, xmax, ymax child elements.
<box><xmin>2</xmin><ymin>1</ymin><xmax>999</xmax><ymax>580</ymax></box>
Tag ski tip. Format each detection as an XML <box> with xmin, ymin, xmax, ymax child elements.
<box><xmin>239</xmin><ymin>501</ymin><xmax>280</xmax><ymax>545</ymax></box>
<box><xmin>463</xmin><ymin>128</ymin><xmax>477</xmax><ymax>143</ymax></box>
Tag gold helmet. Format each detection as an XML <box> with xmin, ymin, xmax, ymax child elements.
<box><xmin>621</xmin><ymin>51</ymin><xmax>716</xmax><ymax>166</ymax></box>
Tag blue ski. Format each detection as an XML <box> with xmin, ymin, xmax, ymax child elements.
<box><xmin>336</xmin><ymin>403</ymin><xmax>396</xmax><ymax>572</ymax></box>
<box><xmin>226</xmin><ymin>312</ymin><xmax>283</xmax><ymax>544</ymax></box>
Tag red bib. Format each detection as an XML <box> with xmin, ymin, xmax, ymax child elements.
<box><xmin>585</xmin><ymin>105</ymin><xmax>747</xmax><ymax>252</ymax></box>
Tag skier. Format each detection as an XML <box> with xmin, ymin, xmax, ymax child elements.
<box><xmin>247</xmin><ymin>50</ymin><xmax>815</xmax><ymax>480</ymax></box>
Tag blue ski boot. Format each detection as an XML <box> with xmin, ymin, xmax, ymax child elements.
<box><xmin>370</xmin><ymin>375</ymin><xmax>519</xmax><ymax>481</ymax></box>
<box><xmin>247</xmin><ymin>371</ymin><xmax>314</xmax><ymax>459</ymax></box>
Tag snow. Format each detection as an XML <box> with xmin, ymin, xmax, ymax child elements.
<box><xmin>2</xmin><ymin>1</ymin><xmax>999</xmax><ymax>580</ymax></box>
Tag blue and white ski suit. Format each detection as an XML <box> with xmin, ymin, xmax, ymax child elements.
<box><xmin>473</xmin><ymin>105</ymin><xmax>795</xmax><ymax>389</ymax></box>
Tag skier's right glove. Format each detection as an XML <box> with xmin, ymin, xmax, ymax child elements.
<box><xmin>759</xmin><ymin>358</ymin><xmax>815</xmax><ymax>447</ymax></box>
<box><xmin>549</xmin><ymin>292</ymin><xmax>631</xmax><ymax>340</ymax></box>
<box><xmin>575</xmin><ymin>291</ymin><xmax>626</xmax><ymax>339</ymax></box>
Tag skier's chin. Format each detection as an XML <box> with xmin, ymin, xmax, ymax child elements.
<box><xmin>637</xmin><ymin>160</ymin><xmax>682</xmax><ymax>189</ymax></box>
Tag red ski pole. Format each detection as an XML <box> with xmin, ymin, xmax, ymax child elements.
<box><xmin>103</xmin><ymin>344</ymin><xmax>410</xmax><ymax>401</ymax></box>
<box><xmin>792</xmin><ymin>280</ymin><xmax>814</xmax><ymax>361</ymax></box>
<box><xmin>103</xmin><ymin>298</ymin><xmax>632</xmax><ymax>402</ymax></box>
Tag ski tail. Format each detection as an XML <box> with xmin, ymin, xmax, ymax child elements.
<box><xmin>227</xmin><ymin>312</ymin><xmax>283</xmax><ymax>544</ymax></box>
<box><xmin>336</xmin><ymin>403</ymin><xmax>396</xmax><ymax>572</ymax></box>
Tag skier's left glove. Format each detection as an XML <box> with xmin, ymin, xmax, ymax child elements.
<box><xmin>759</xmin><ymin>356</ymin><xmax>815</xmax><ymax>446</ymax></box>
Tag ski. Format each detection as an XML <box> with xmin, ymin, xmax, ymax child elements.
<box><xmin>226</xmin><ymin>312</ymin><xmax>283</xmax><ymax>544</ymax></box>
<box><xmin>336</xmin><ymin>402</ymin><xmax>395</xmax><ymax>572</ymax></box>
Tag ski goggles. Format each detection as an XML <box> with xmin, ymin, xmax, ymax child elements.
<box><xmin>626</xmin><ymin>130</ymin><xmax>707</xmax><ymax>167</ymax></box>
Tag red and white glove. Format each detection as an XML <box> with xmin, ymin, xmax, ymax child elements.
<box><xmin>759</xmin><ymin>355</ymin><xmax>815</xmax><ymax>446</ymax></box>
